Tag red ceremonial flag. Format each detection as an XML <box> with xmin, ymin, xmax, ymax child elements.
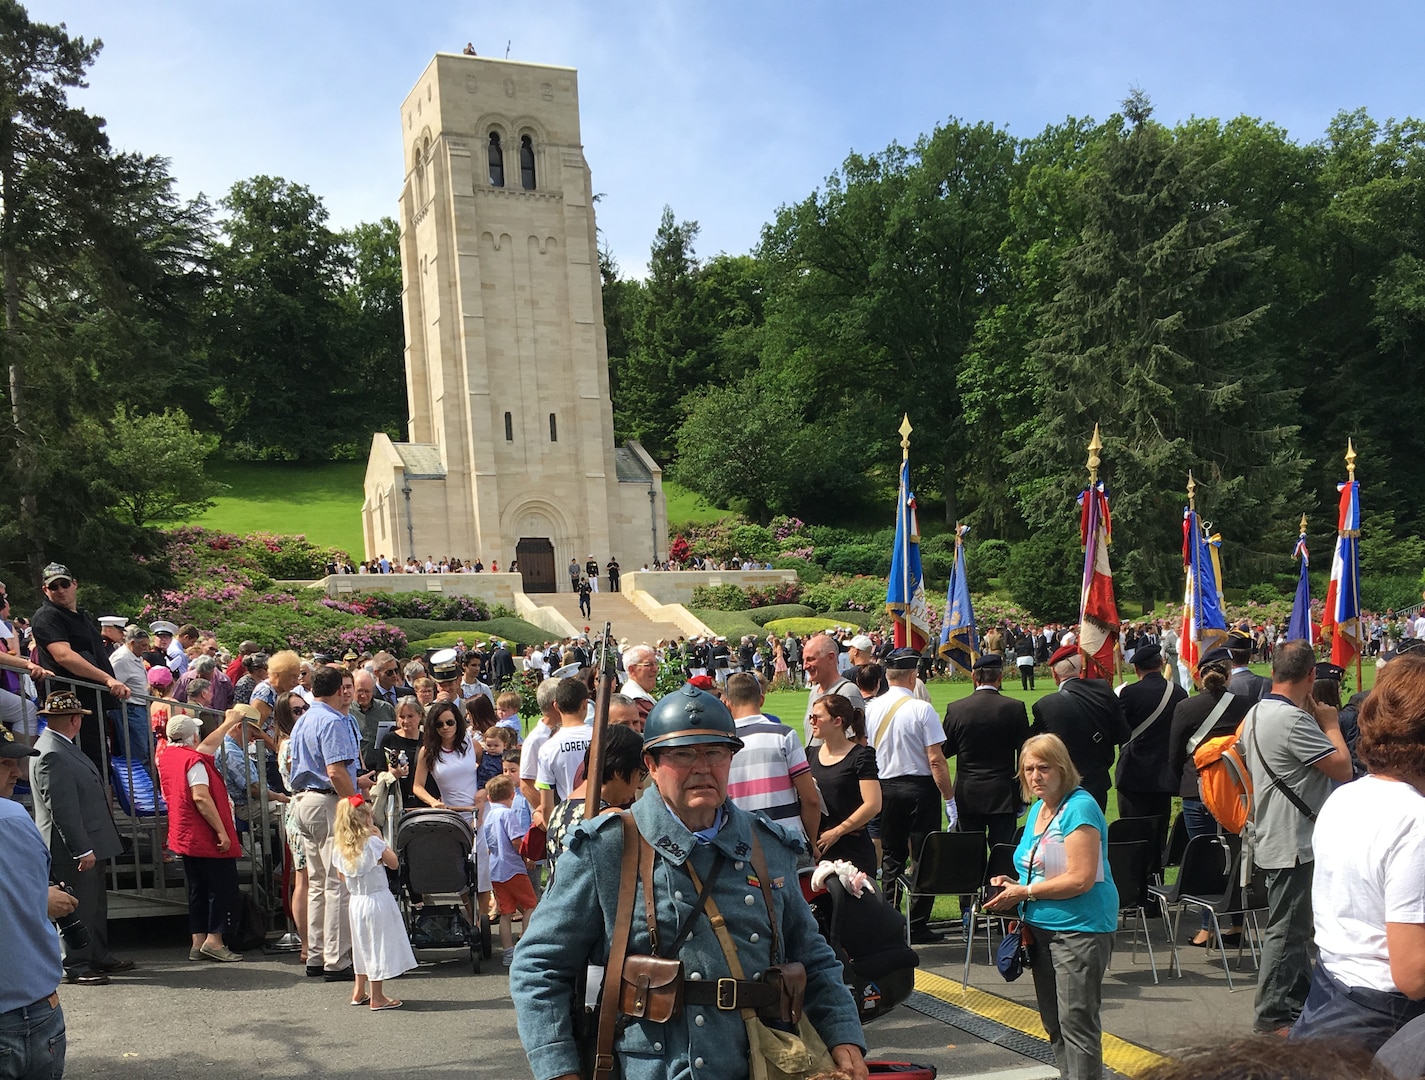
<box><xmin>1078</xmin><ymin>481</ymin><xmax>1120</xmax><ymax>680</ymax></box>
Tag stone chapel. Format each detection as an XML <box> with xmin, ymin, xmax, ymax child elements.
<box><xmin>362</xmin><ymin>53</ymin><xmax>667</xmax><ymax>591</ymax></box>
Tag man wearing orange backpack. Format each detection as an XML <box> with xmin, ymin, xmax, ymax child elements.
<box><xmin>1239</xmin><ymin>640</ymin><xmax>1354</xmax><ymax>1036</ymax></box>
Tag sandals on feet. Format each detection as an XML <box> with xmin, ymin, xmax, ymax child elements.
<box><xmin>350</xmin><ymin>995</ymin><xmax>369</xmax><ymax>1006</ymax></box>
<box><xmin>371</xmin><ymin>999</ymin><xmax>403</xmax><ymax>1011</ymax></box>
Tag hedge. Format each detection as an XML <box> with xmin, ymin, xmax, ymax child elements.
<box><xmin>689</xmin><ymin>609</ymin><xmax>765</xmax><ymax>642</ymax></box>
<box><xmin>764</xmin><ymin>616</ymin><xmax>852</xmax><ymax>636</ymax></box>
<box><xmin>405</xmin><ymin>617</ymin><xmax>550</xmax><ymax>653</ymax></box>
<box><xmin>745</xmin><ymin>604</ymin><xmax>818</xmax><ymax>626</ymax></box>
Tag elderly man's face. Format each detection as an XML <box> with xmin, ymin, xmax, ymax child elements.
<box><xmin>127</xmin><ymin>636</ymin><xmax>149</xmax><ymax>655</ymax></box>
<box><xmin>354</xmin><ymin>672</ymin><xmax>375</xmax><ymax>707</ymax></box>
<box><xmin>646</xmin><ymin>743</ymin><xmax>733</xmax><ymax>829</ymax></box>
<box><xmin>627</xmin><ymin>653</ymin><xmax>658</xmax><ymax>693</ymax></box>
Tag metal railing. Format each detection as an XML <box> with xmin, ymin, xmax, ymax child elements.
<box><xmin>32</xmin><ymin>674</ymin><xmax>286</xmax><ymax>932</ymax></box>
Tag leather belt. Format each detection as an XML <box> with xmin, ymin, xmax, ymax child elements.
<box><xmin>682</xmin><ymin>977</ymin><xmax>778</xmax><ymax>1011</ymax></box>
<box><xmin>297</xmin><ymin>788</ymin><xmax>335</xmax><ymax>795</ymax></box>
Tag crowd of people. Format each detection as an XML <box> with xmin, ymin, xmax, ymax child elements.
<box><xmin>3</xmin><ymin>550</ymin><xmax>1425</xmax><ymax>1080</ymax></box>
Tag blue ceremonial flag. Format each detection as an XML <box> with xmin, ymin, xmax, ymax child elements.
<box><xmin>938</xmin><ymin>524</ymin><xmax>979</xmax><ymax>674</ymax></box>
<box><xmin>1286</xmin><ymin>527</ymin><xmax>1314</xmax><ymax>644</ymax></box>
<box><xmin>1180</xmin><ymin>507</ymin><xmax>1228</xmax><ymax>676</ymax></box>
<box><xmin>886</xmin><ymin>454</ymin><xmax>932</xmax><ymax>651</ymax></box>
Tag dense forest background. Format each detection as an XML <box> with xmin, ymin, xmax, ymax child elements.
<box><xmin>2</xmin><ymin>4</ymin><xmax>1423</xmax><ymax>613</ymax></box>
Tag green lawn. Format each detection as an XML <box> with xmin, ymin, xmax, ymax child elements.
<box><xmin>663</xmin><ymin>479</ymin><xmax>733</xmax><ymax>527</ymax></box>
<box><xmin>187</xmin><ymin>460</ymin><xmax>366</xmax><ymax>557</ymax></box>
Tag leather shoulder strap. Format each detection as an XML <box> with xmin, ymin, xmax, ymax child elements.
<box><xmin>873</xmin><ymin>694</ymin><xmax>913</xmax><ymax>748</ymax></box>
<box><xmin>1187</xmin><ymin>692</ymin><xmax>1236</xmax><ymax>754</ymax></box>
<box><xmin>1126</xmin><ymin>679</ymin><xmax>1176</xmax><ymax>744</ymax></box>
<box><xmin>637</xmin><ymin>825</ymin><xmax>659</xmax><ymax>955</ymax></box>
<box><xmin>594</xmin><ymin>812</ymin><xmax>641</xmax><ymax>1080</ymax></box>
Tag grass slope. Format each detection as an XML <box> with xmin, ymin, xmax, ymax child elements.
<box><xmin>189</xmin><ymin>461</ymin><xmax>366</xmax><ymax>557</ymax></box>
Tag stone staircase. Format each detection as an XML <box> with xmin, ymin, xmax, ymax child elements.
<box><xmin>530</xmin><ymin>590</ymin><xmax>698</xmax><ymax>647</ymax></box>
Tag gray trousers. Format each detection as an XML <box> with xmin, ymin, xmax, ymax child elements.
<box><xmin>57</xmin><ymin>859</ymin><xmax>115</xmax><ymax>973</ymax></box>
<box><xmin>1255</xmin><ymin>862</ymin><xmax>1315</xmax><ymax>1032</ymax></box>
<box><xmin>293</xmin><ymin>791</ymin><xmax>351</xmax><ymax>972</ymax></box>
<box><xmin>1027</xmin><ymin>925</ymin><xmax>1113</xmax><ymax>1080</ymax></box>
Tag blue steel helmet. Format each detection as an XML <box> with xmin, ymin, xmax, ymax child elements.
<box><xmin>642</xmin><ymin>684</ymin><xmax>743</xmax><ymax>753</ymax></box>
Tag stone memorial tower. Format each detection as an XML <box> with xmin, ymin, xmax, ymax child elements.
<box><xmin>362</xmin><ymin>53</ymin><xmax>666</xmax><ymax>591</ymax></box>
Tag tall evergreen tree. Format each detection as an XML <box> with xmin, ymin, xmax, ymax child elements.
<box><xmin>1021</xmin><ymin>91</ymin><xmax>1304</xmax><ymax>603</ymax></box>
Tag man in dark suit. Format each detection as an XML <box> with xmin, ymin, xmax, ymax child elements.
<box><xmin>1030</xmin><ymin>644</ymin><xmax>1129</xmax><ymax>809</ymax></box>
<box><xmin>1227</xmin><ymin>630</ymin><xmax>1271</xmax><ymax>702</ymax></box>
<box><xmin>489</xmin><ymin>639</ymin><xmax>516</xmax><ymax>690</ymax></box>
<box><xmin>31</xmin><ymin>690</ymin><xmax>132</xmax><ymax>985</ymax></box>
<box><xmin>1113</xmin><ymin>643</ymin><xmax>1187</xmax><ymax>857</ymax></box>
<box><xmin>942</xmin><ymin>654</ymin><xmax>1030</xmax><ymax>851</ymax></box>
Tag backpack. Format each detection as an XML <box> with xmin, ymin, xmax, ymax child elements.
<box><xmin>1188</xmin><ymin>692</ymin><xmax>1252</xmax><ymax>834</ymax></box>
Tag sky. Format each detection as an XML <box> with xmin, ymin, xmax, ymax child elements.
<box><xmin>25</xmin><ymin>1</ymin><xmax>1425</xmax><ymax>277</ymax></box>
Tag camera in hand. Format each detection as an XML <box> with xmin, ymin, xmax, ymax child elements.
<box><xmin>52</xmin><ymin>881</ymin><xmax>90</xmax><ymax>951</ymax></box>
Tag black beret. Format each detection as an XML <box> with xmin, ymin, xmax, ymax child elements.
<box><xmin>972</xmin><ymin>653</ymin><xmax>1004</xmax><ymax>670</ymax></box>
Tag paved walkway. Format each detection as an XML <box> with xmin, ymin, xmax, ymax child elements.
<box><xmin>62</xmin><ymin>909</ymin><xmax>1259</xmax><ymax>1079</ymax></box>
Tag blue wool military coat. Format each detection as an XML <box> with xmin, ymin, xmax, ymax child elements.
<box><xmin>511</xmin><ymin>787</ymin><xmax>865</xmax><ymax>1080</ymax></box>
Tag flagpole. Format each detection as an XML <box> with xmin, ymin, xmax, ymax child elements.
<box><xmin>1299</xmin><ymin>513</ymin><xmax>1310</xmax><ymax>648</ymax></box>
<box><xmin>1348</xmin><ymin>439</ymin><xmax>1361</xmax><ymax>691</ymax></box>
<box><xmin>1085</xmin><ymin>425</ymin><xmax>1104</xmax><ymax>674</ymax></box>
<box><xmin>1188</xmin><ymin>471</ymin><xmax>1198</xmax><ymax>661</ymax></box>
<box><xmin>899</xmin><ymin>414</ymin><xmax>913</xmax><ymax>648</ymax></box>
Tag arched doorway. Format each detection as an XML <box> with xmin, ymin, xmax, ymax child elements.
<box><xmin>516</xmin><ymin>537</ymin><xmax>556</xmax><ymax>593</ymax></box>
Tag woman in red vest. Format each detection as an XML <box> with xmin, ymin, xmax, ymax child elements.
<box><xmin>157</xmin><ymin>708</ymin><xmax>249</xmax><ymax>962</ymax></box>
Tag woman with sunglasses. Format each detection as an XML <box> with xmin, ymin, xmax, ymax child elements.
<box><xmin>412</xmin><ymin>698</ymin><xmax>490</xmax><ymax>924</ymax></box>
<box><xmin>274</xmin><ymin>690</ymin><xmax>313</xmax><ymax>964</ymax></box>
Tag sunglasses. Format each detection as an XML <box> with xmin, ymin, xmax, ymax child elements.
<box><xmin>290</xmin><ymin>703</ymin><xmax>309</xmax><ymax>716</ymax></box>
<box><xmin>436</xmin><ymin>718</ymin><xmax>458</xmax><ymax>728</ymax></box>
<box><xmin>45</xmin><ymin>580</ymin><xmax>73</xmax><ymax>590</ymax></box>
<box><xmin>380</xmin><ymin>667</ymin><xmax>398</xmax><ymax>676</ymax></box>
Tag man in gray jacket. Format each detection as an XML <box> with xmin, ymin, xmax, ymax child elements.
<box><xmin>31</xmin><ymin>690</ymin><xmax>133</xmax><ymax>985</ymax></box>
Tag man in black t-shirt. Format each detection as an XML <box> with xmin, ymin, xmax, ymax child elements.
<box><xmin>30</xmin><ymin>563</ymin><xmax>130</xmax><ymax>767</ymax></box>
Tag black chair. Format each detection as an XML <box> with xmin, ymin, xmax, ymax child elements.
<box><xmin>1148</xmin><ymin>833</ymin><xmax>1232</xmax><ymax>978</ymax></box>
<box><xmin>986</xmin><ymin>843</ymin><xmax>1019</xmax><ymax>884</ymax></box>
<box><xmin>1179</xmin><ymin>835</ymin><xmax>1268</xmax><ymax>992</ymax></box>
<box><xmin>1108</xmin><ymin>815</ymin><xmax>1164</xmax><ymax>878</ymax></box>
<box><xmin>900</xmin><ymin>831</ymin><xmax>988</xmax><ymax>988</ymax></box>
<box><xmin>1161</xmin><ymin>811</ymin><xmax>1189</xmax><ymax>881</ymax></box>
<box><xmin>1107</xmin><ymin>840</ymin><xmax>1160</xmax><ymax>984</ymax></box>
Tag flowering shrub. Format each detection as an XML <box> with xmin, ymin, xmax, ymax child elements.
<box><xmin>691</xmin><ymin>584</ymin><xmax>752</xmax><ymax>611</ymax></box>
<box><xmin>800</xmin><ymin>575</ymin><xmax>889</xmax><ymax>614</ymax></box>
<box><xmin>744</xmin><ymin>581</ymin><xmax>804</xmax><ymax>607</ymax></box>
<box><xmin>327</xmin><ymin>593</ymin><xmax>491</xmax><ymax>622</ymax></box>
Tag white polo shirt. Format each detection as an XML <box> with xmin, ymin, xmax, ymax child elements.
<box><xmin>866</xmin><ymin>686</ymin><xmax>943</xmax><ymax>779</ymax></box>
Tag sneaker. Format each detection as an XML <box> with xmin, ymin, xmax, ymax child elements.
<box><xmin>201</xmin><ymin>944</ymin><xmax>244</xmax><ymax>963</ymax></box>
<box><xmin>502</xmin><ymin>947</ymin><xmax>516</xmax><ymax>967</ymax></box>
<box><xmin>189</xmin><ymin>947</ymin><xmax>204</xmax><ymax>962</ymax></box>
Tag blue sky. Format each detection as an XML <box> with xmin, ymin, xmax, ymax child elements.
<box><xmin>27</xmin><ymin>1</ymin><xmax>1425</xmax><ymax>276</ymax></box>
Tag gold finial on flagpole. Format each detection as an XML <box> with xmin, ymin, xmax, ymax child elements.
<box><xmin>1299</xmin><ymin>513</ymin><xmax>1308</xmax><ymax>535</ymax></box>
<box><xmin>1187</xmin><ymin>470</ymin><xmax>1197</xmax><ymax>511</ymax></box>
<box><xmin>1087</xmin><ymin>424</ymin><xmax>1103</xmax><ymax>485</ymax></box>
<box><xmin>899</xmin><ymin>414</ymin><xmax>913</xmax><ymax>459</ymax></box>
<box><xmin>1346</xmin><ymin>438</ymin><xmax>1357</xmax><ymax>480</ymax></box>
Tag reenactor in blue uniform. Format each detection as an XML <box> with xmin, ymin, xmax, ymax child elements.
<box><xmin>511</xmin><ymin>685</ymin><xmax>867</xmax><ymax>1080</ymax></box>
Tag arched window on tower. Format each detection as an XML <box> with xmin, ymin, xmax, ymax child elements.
<box><xmin>488</xmin><ymin>132</ymin><xmax>505</xmax><ymax>187</ymax></box>
<box><xmin>504</xmin><ymin>412</ymin><xmax>513</xmax><ymax>441</ymax></box>
<box><xmin>520</xmin><ymin>135</ymin><xmax>536</xmax><ymax>190</ymax></box>
<box><xmin>549</xmin><ymin>413</ymin><xmax>558</xmax><ymax>442</ymax></box>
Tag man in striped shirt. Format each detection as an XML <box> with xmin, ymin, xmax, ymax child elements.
<box><xmin>724</xmin><ymin>672</ymin><xmax>822</xmax><ymax>842</ymax></box>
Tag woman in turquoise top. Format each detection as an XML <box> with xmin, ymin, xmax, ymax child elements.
<box><xmin>987</xmin><ymin>733</ymin><xmax>1118</xmax><ymax>1080</ymax></box>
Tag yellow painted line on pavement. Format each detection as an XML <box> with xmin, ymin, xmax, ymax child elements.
<box><xmin>914</xmin><ymin>970</ymin><xmax>1170</xmax><ymax>1078</ymax></box>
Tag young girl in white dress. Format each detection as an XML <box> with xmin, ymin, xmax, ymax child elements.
<box><xmin>334</xmin><ymin>794</ymin><xmax>418</xmax><ymax>1010</ymax></box>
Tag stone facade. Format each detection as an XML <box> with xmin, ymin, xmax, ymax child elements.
<box><xmin>363</xmin><ymin>53</ymin><xmax>667</xmax><ymax>591</ymax></box>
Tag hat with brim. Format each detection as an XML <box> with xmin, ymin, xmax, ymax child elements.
<box><xmin>972</xmin><ymin>654</ymin><xmax>1004</xmax><ymax>671</ymax></box>
<box><xmin>0</xmin><ymin>726</ymin><xmax>38</xmax><ymax>758</ymax></box>
<box><xmin>150</xmin><ymin>620</ymin><xmax>179</xmax><ymax>637</ymax></box>
<box><xmin>885</xmin><ymin>647</ymin><xmax>921</xmax><ymax>670</ymax></box>
<box><xmin>1315</xmin><ymin>662</ymin><xmax>1346</xmax><ymax>682</ymax></box>
<box><xmin>37</xmin><ymin>690</ymin><xmax>91</xmax><ymax>717</ymax></box>
<box><xmin>99</xmin><ymin>616</ymin><xmax>127</xmax><ymax>630</ymax></box>
<box><xmin>41</xmin><ymin>562</ymin><xmax>72</xmax><ymax>586</ymax></box>
<box><xmin>1132</xmin><ymin>643</ymin><xmax>1163</xmax><ymax>669</ymax></box>
<box><xmin>550</xmin><ymin>663</ymin><xmax>580</xmax><ymax>680</ymax></box>
<box><xmin>1226</xmin><ymin>631</ymin><xmax>1253</xmax><ymax>653</ymax></box>
<box><xmin>846</xmin><ymin>634</ymin><xmax>875</xmax><ymax>653</ymax></box>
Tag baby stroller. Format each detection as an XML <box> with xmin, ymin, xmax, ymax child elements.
<box><xmin>804</xmin><ymin>868</ymin><xmax>937</xmax><ymax>1079</ymax></box>
<box><xmin>395</xmin><ymin>808</ymin><xmax>493</xmax><ymax>973</ymax></box>
<box><xmin>804</xmin><ymin>868</ymin><xmax>919</xmax><ymax>1023</ymax></box>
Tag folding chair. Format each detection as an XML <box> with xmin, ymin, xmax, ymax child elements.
<box><xmin>1108</xmin><ymin>815</ymin><xmax>1163</xmax><ymax>878</ymax></box>
<box><xmin>1107</xmin><ymin>840</ymin><xmax>1159</xmax><ymax>983</ymax></box>
<box><xmin>899</xmin><ymin>831</ymin><xmax>987</xmax><ymax>988</ymax></box>
<box><xmin>1148</xmin><ymin>833</ymin><xmax>1231</xmax><ymax>978</ymax></box>
<box><xmin>1161</xmin><ymin>811</ymin><xmax>1189</xmax><ymax>882</ymax></box>
<box><xmin>1180</xmin><ymin>835</ymin><xmax>1268</xmax><ymax>992</ymax></box>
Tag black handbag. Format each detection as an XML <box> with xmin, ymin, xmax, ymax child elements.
<box><xmin>996</xmin><ymin>920</ymin><xmax>1033</xmax><ymax>982</ymax></box>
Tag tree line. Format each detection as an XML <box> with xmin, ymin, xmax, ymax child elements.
<box><xmin>605</xmin><ymin>89</ymin><xmax>1425</xmax><ymax>608</ymax></box>
<box><xmin>0</xmin><ymin>2</ymin><xmax>404</xmax><ymax>597</ymax></box>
